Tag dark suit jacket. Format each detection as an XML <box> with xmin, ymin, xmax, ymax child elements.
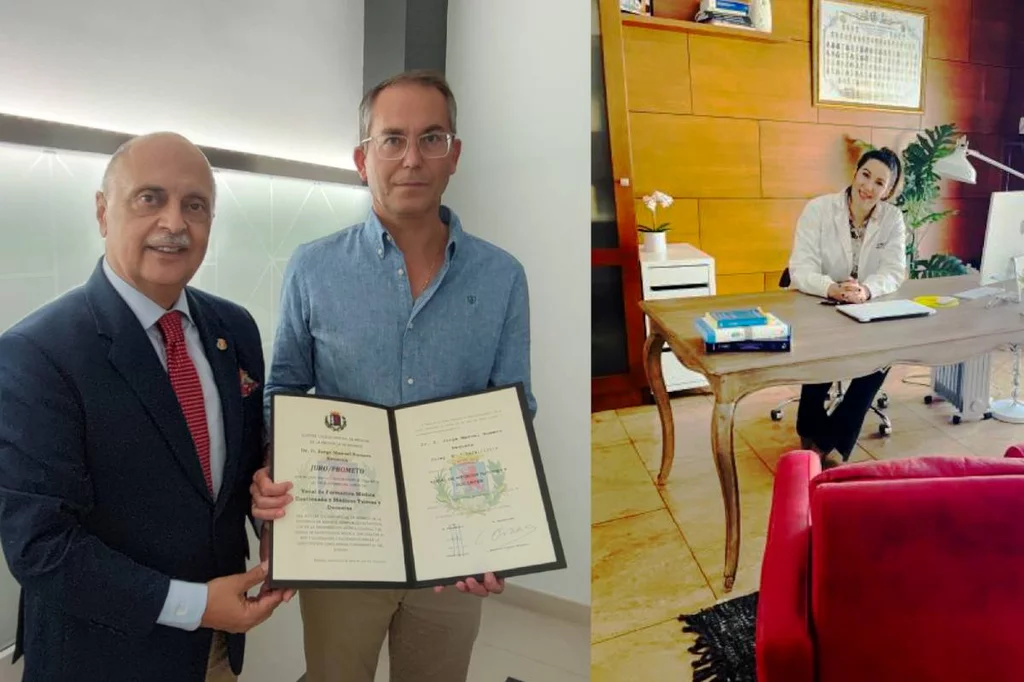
<box><xmin>0</xmin><ymin>261</ymin><xmax>266</xmax><ymax>681</ymax></box>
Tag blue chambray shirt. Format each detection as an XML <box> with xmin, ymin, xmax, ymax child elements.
<box><xmin>264</xmin><ymin>205</ymin><xmax>536</xmax><ymax>424</ymax></box>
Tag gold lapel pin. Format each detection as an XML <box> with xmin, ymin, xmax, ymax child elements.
<box><xmin>216</xmin><ymin>338</ymin><xmax>228</xmax><ymax>351</ymax></box>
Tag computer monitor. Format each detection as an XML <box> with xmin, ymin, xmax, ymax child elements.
<box><xmin>979</xmin><ymin>191</ymin><xmax>1024</xmax><ymax>287</ymax></box>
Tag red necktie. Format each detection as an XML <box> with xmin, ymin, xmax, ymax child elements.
<box><xmin>157</xmin><ymin>311</ymin><xmax>213</xmax><ymax>493</ymax></box>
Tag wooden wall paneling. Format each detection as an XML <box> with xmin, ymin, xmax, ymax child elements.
<box><xmin>629</xmin><ymin>113</ymin><xmax>762</xmax><ymax>197</ymax></box>
<box><xmin>651</xmin><ymin>0</ymin><xmax>700</xmax><ymax>20</ymax></box>
<box><xmin>1014</xmin><ymin>1</ymin><xmax>1024</xmax><ymax>67</ymax></box>
<box><xmin>817</xmin><ymin>107</ymin><xmax>922</xmax><ymax>131</ymax></box>
<box><xmin>968</xmin><ymin>0</ymin><xmax>1017</xmax><ymax>67</ymax></box>
<box><xmin>897</xmin><ymin>0</ymin><xmax>971</xmax><ymax>62</ymax></box>
<box><xmin>688</xmin><ymin>36</ymin><xmax>817</xmax><ymax>122</ymax></box>
<box><xmin>623</xmin><ymin>26</ymin><xmax>692</xmax><ymax>115</ymax></box>
<box><xmin>760</xmin><ymin>121</ymin><xmax>873</xmax><ymax>198</ymax></box>
<box><xmin>633</xmin><ymin>197</ymin><xmax>700</xmax><ymax>245</ymax></box>
<box><xmin>698</xmin><ymin>199</ymin><xmax>806</xmax><ymax>274</ymax></box>
<box><xmin>716</xmin><ymin>273</ymin><xmax>765</xmax><ymax>295</ymax></box>
<box><xmin>1016</xmin><ymin>1</ymin><xmax>1024</xmax><ymax>66</ymax></box>
<box><xmin>772</xmin><ymin>0</ymin><xmax>812</xmax><ymax>41</ymax></box>
<box><xmin>870</xmin><ymin>127</ymin><xmax>923</xmax><ymax>156</ymax></box>
<box><xmin>765</xmin><ymin>270</ymin><xmax>787</xmax><ymax>291</ymax></box>
<box><xmin>923</xmin><ymin>59</ymin><xmax>1011</xmax><ymax>135</ymax></box>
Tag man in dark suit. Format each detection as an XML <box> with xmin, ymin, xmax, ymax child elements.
<box><xmin>0</xmin><ymin>132</ymin><xmax>290</xmax><ymax>682</ymax></box>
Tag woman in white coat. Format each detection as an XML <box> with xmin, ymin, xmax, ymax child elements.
<box><xmin>788</xmin><ymin>147</ymin><xmax>907</xmax><ymax>464</ymax></box>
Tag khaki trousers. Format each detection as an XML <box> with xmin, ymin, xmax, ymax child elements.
<box><xmin>206</xmin><ymin>631</ymin><xmax>237</xmax><ymax>682</ymax></box>
<box><xmin>300</xmin><ymin>587</ymin><xmax>483</xmax><ymax>682</ymax></box>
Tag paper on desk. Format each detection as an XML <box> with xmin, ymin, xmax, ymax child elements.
<box><xmin>954</xmin><ymin>286</ymin><xmax>1004</xmax><ymax>301</ymax></box>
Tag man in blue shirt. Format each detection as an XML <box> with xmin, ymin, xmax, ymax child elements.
<box><xmin>251</xmin><ymin>71</ymin><xmax>536</xmax><ymax>681</ymax></box>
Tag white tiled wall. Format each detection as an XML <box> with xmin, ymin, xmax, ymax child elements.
<box><xmin>0</xmin><ymin>140</ymin><xmax>372</xmax><ymax>652</ymax></box>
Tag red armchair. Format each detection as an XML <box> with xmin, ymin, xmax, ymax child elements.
<box><xmin>756</xmin><ymin>445</ymin><xmax>1024</xmax><ymax>682</ymax></box>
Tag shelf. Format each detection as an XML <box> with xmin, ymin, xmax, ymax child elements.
<box><xmin>621</xmin><ymin>14</ymin><xmax>787</xmax><ymax>43</ymax></box>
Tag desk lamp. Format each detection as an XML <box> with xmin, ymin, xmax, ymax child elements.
<box><xmin>933</xmin><ymin>136</ymin><xmax>1024</xmax><ymax>423</ymax></box>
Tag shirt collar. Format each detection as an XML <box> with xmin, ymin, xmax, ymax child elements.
<box><xmin>363</xmin><ymin>204</ymin><xmax>463</xmax><ymax>259</ymax></box>
<box><xmin>101</xmin><ymin>257</ymin><xmax>192</xmax><ymax>331</ymax></box>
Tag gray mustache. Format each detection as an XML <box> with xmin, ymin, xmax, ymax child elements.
<box><xmin>147</xmin><ymin>235</ymin><xmax>191</xmax><ymax>248</ymax></box>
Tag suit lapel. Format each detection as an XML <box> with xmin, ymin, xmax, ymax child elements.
<box><xmin>187</xmin><ymin>292</ymin><xmax>242</xmax><ymax>516</ymax></box>
<box><xmin>85</xmin><ymin>265</ymin><xmax>214</xmax><ymax>503</ymax></box>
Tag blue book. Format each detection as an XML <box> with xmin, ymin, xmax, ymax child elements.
<box><xmin>706</xmin><ymin>307</ymin><xmax>768</xmax><ymax>329</ymax></box>
<box><xmin>705</xmin><ymin>337</ymin><xmax>791</xmax><ymax>353</ymax></box>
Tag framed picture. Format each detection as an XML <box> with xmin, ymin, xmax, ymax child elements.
<box><xmin>812</xmin><ymin>0</ymin><xmax>928</xmax><ymax>113</ymax></box>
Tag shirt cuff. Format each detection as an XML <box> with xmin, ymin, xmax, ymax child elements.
<box><xmin>157</xmin><ymin>580</ymin><xmax>208</xmax><ymax>631</ymax></box>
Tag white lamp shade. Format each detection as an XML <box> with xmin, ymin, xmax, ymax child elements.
<box><xmin>934</xmin><ymin>145</ymin><xmax>978</xmax><ymax>184</ymax></box>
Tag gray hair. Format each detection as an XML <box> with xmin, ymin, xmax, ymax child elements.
<box><xmin>358</xmin><ymin>69</ymin><xmax>457</xmax><ymax>141</ymax></box>
<box><xmin>100</xmin><ymin>132</ymin><xmax>216</xmax><ymax>205</ymax></box>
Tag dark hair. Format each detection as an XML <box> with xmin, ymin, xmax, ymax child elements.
<box><xmin>855</xmin><ymin>147</ymin><xmax>903</xmax><ymax>199</ymax></box>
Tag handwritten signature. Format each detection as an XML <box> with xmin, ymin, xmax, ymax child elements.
<box><xmin>476</xmin><ymin>523</ymin><xmax>537</xmax><ymax>549</ymax></box>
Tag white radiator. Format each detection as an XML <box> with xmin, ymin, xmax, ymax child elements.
<box><xmin>929</xmin><ymin>354</ymin><xmax>993</xmax><ymax>423</ymax></box>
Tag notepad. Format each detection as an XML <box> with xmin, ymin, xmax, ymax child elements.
<box><xmin>835</xmin><ymin>299</ymin><xmax>937</xmax><ymax>323</ymax></box>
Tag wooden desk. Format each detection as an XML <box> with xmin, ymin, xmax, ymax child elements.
<box><xmin>641</xmin><ymin>275</ymin><xmax>1024</xmax><ymax>590</ymax></box>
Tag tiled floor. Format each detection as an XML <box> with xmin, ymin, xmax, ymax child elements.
<box><xmin>373</xmin><ymin>596</ymin><xmax>590</xmax><ymax>682</ymax></box>
<box><xmin>591</xmin><ymin>350</ymin><xmax>1024</xmax><ymax>681</ymax></box>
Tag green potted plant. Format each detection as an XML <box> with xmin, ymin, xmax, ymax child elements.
<box><xmin>638</xmin><ymin>190</ymin><xmax>673</xmax><ymax>254</ymax></box>
<box><xmin>854</xmin><ymin>123</ymin><xmax>972</xmax><ymax>279</ymax></box>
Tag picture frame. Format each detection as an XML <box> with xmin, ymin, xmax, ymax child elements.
<box><xmin>812</xmin><ymin>0</ymin><xmax>928</xmax><ymax>114</ymax></box>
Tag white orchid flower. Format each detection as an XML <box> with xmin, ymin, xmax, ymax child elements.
<box><xmin>653</xmin><ymin>191</ymin><xmax>674</xmax><ymax>208</ymax></box>
<box><xmin>642</xmin><ymin>195</ymin><xmax>657</xmax><ymax>212</ymax></box>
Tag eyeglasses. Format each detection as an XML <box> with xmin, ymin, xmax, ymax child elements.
<box><xmin>360</xmin><ymin>132</ymin><xmax>455</xmax><ymax>160</ymax></box>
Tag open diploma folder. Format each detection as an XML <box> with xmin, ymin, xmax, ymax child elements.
<box><xmin>267</xmin><ymin>384</ymin><xmax>566</xmax><ymax>589</ymax></box>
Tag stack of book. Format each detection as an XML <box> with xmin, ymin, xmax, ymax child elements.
<box><xmin>695</xmin><ymin>307</ymin><xmax>791</xmax><ymax>353</ymax></box>
<box><xmin>693</xmin><ymin>0</ymin><xmax>754</xmax><ymax>28</ymax></box>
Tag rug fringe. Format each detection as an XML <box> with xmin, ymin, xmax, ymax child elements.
<box><xmin>680</xmin><ymin>618</ymin><xmax>733</xmax><ymax>681</ymax></box>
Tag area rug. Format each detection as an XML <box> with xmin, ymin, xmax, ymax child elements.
<box><xmin>679</xmin><ymin>591</ymin><xmax>759</xmax><ymax>681</ymax></box>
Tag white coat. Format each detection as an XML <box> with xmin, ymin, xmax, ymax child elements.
<box><xmin>788</xmin><ymin>191</ymin><xmax>908</xmax><ymax>299</ymax></box>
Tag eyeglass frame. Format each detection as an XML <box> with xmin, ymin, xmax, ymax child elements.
<box><xmin>359</xmin><ymin>130</ymin><xmax>458</xmax><ymax>160</ymax></box>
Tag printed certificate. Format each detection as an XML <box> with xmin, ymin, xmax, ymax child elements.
<box><xmin>267</xmin><ymin>384</ymin><xmax>566</xmax><ymax>589</ymax></box>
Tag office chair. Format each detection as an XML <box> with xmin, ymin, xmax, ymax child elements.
<box><xmin>768</xmin><ymin>268</ymin><xmax>892</xmax><ymax>436</ymax></box>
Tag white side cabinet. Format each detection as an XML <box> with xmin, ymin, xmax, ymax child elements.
<box><xmin>640</xmin><ymin>243</ymin><xmax>716</xmax><ymax>392</ymax></box>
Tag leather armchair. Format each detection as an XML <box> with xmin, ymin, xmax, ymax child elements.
<box><xmin>756</xmin><ymin>445</ymin><xmax>1024</xmax><ymax>682</ymax></box>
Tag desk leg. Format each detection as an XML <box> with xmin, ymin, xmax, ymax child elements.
<box><xmin>712</xmin><ymin>396</ymin><xmax>740</xmax><ymax>591</ymax></box>
<box><xmin>644</xmin><ymin>332</ymin><xmax>676</xmax><ymax>486</ymax></box>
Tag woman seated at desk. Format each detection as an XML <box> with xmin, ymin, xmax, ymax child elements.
<box><xmin>788</xmin><ymin>147</ymin><xmax>907</xmax><ymax>464</ymax></box>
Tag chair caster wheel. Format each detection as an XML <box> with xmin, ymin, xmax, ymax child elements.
<box><xmin>984</xmin><ymin>412</ymin><xmax>993</xmax><ymax>420</ymax></box>
<box><xmin>877</xmin><ymin>397</ymin><xmax>889</xmax><ymax>409</ymax></box>
<box><xmin>770</xmin><ymin>409</ymin><xmax>783</xmax><ymax>422</ymax></box>
<box><xmin>924</xmin><ymin>395</ymin><xmax>934</xmax><ymax>405</ymax></box>
<box><xmin>952</xmin><ymin>415</ymin><xmax>962</xmax><ymax>425</ymax></box>
<box><xmin>879</xmin><ymin>423</ymin><xmax>892</xmax><ymax>436</ymax></box>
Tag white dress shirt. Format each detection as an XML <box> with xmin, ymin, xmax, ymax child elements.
<box><xmin>102</xmin><ymin>259</ymin><xmax>222</xmax><ymax>631</ymax></box>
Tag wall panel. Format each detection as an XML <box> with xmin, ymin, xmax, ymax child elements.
<box><xmin>716</xmin><ymin>273</ymin><xmax>765</xmax><ymax>295</ymax></box>
<box><xmin>629</xmin><ymin>113</ymin><xmax>761</xmax><ymax>197</ymax></box>
<box><xmin>922</xmin><ymin>59</ymin><xmax>1011</xmax><ymax>135</ymax></box>
<box><xmin>623</xmin><ymin>27</ymin><xmax>692</xmax><ymax>114</ymax></box>
<box><xmin>968</xmin><ymin>0</ymin><xmax>1016</xmax><ymax>67</ymax></box>
<box><xmin>760</xmin><ymin>121</ymin><xmax>872</xmax><ymax>198</ymax></box>
<box><xmin>688</xmin><ymin>36</ymin><xmax>816</xmax><ymax>123</ymax></box>
<box><xmin>773</xmin><ymin>0</ymin><xmax>812</xmax><ymax>41</ymax></box>
<box><xmin>698</xmin><ymin>199</ymin><xmax>805</xmax><ymax>274</ymax></box>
